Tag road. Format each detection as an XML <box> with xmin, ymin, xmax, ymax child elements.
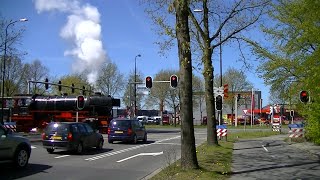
<box><xmin>0</xmin><ymin>128</ymin><xmax>207</xmax><ymax>180</ymax></box>
<box><xmin>230</xmin><ymin>135</ymin><xmax>320</xmax><ymax>180</ymax></box>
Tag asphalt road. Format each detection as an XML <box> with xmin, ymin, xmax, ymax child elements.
<box><xmin>0</xmin><ymin>128</ymin><xmax>207</xmax><ymax>180</ymax></box>
<box><xmin>230</xmin><ymin>135</ymin><xmax>320</xmax><ymax>180</ymax></box>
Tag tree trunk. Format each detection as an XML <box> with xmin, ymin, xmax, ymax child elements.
<box><xmin>203</xmin><ymin>50</ymin><xmax>219</xmax><ymax>146</ymax></box>
<box><xmin>175</xmin><ymin>0</ymin><xmax>199</xmax><ymax>170</ymax></box>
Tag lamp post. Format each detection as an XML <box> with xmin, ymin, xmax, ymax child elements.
<box><xmin>134</xmin><ymin>54</ymin><xmax>141</xmax><ymax>118</ymax></box>
<box><xmin>1</xmin><ymin>18</ymin><xmax>28</xmax><ymax>125</ymax></box>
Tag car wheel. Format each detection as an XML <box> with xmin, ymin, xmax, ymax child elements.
<box><xmin>143</xmin><ymin>133</ymin><xmax>147</xmax><ymax>143</ymax></box>
<box><xmin>132</xmin><ymin>135</ymin><xmax>137</xmax><ymax>144</ymax></box>
<box><xmin>14</xmin><ymin>146</ymin><xmax>29</xmax><ymax>169</ymax></box>
<box><xmin>47</xmin><ymin>148</ymin><xmax>54</xmax><ymax>154</ymax></box>
<box><xmin>97</xmin><ymin>139</ymin><xmax>104</xmax><ymax>150</ymax></box>
<box><xmin>108</xmin><ymin>139</ymin><xmax>113</xmax><ymax>144</ymax></box>
<box><xmin>76</xmin><ymin>142</ymin><xmax>84</xmax><ymax>154</ymax></box>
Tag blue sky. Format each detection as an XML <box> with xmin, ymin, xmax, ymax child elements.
<box><xmin>0</xmin><ymin>0</ymin><xmax>270</xmax><ymax>106</ymax></box>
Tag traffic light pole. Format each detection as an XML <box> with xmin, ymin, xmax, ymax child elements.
<box><xmin>27</xmin><ymin>80</ymin><xmax>93</xmax><ymax>94</ymax></box>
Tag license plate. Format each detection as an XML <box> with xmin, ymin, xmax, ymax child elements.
<box><xmin>51</xmin><ymin>136</ymin><xmax>62</xmax><ymax>140</ymax></box>
<box><xmin>115</xmin><ymin>131</ymin><xmax>123</xmax><ymax>134</ymax></box>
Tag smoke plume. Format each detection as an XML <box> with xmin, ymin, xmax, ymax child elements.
<box><xmin>34</xmin><ymin>0</ymin><xmax>107</xmax><ymax>85</ymax></box>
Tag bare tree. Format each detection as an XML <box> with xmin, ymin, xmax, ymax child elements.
<box><xmin>22</xmin><ymin>60</ymin><xmax>50</xmax><ymax>95</ymax></box>
<box><xmin>96</xmin><ymin>62</ymin><xmax>125</xmax><ymax>97</ymax></box>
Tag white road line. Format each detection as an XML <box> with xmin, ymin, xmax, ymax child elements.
<box><xmin>31</xmin><ymin>146</ymin><xmax>36</xmax><ymax>149</ymax></box>
<box><xmin>117</xmin><ymin>152</ymin><xmax>163</xmax><ymax>163</ymax></box>
<box><xmin>262</xmin><ymin>145</ymin><xmax>269</xmax><ymax>152</ymax></box>
<box><xmin>55</xmin><ymin>155</ymin><xmax>70</xmax><ymax>159</ymax></box>
<box><xmin>154</xmin><ymin>143</ymin><xmax>180</xmax><ymax>145</ymax></box>
<box><xmin>85</xmin><ymin>136</ymin><xmax>180</xmax><ymax>161</ymax></box>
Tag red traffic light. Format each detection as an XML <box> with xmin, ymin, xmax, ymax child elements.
<box><xmin>77</xmin><ymin>95</ymin><xmax>85</xmax><ymax>110</ymax></box>
<box><xmin>170</xmin><ymin>75</ymin><xmax>178</xmax><ymax>88</ymax></box>
<box><xmin>146</xmin><ymin>76</ymin><xmax>152</xmax><ymax>88</ymax></box>
<box><xmin>300</xmin><ymin>90</ymin><xmax>309</xmax><ymax>103</ymax></box>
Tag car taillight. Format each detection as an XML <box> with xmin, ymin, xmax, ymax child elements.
<box><xmin>127</xmin><ymin>128</ymin><xmax>133</xmax><ymax>135</ymax></box>
<box><xmin>42</xmin><ymin>133</ymin><xmax>46</xmax><ymax>140</ymax></box>
<box><xmin>67</xmin><ymin>132</ymin><xmax>73</xmax><ymax>141</ymax></box>
<box><xmin>107</xmin><ymin>127</ymin><xmax>111</xmax><ymax>135</ymax></box>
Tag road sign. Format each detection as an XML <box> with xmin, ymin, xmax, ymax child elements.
<box><xmin>243</xmin><ymin>109</ymin><xmax>248</xmax><ymax>115</ymax></box>
<box><xmin>214</xmin><ymin>87</ymin><xmax>224</xmax><ymax>97</ymax></box>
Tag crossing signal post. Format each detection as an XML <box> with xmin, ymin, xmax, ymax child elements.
<box><xmin>170</xmin><ymin>75</ymin><xmax>178</xmax><ymax>88</ymax></box>
<box><xmin>146</xmin><ymin>76</ymin><xmax>152</xmax><ymax>89</ymax></box>
<box><xmin>71</xmin><ymin>83</ymin><xmax>75</xmax><ymax>93</ymax></box>
<box><xmin>299</xmin><ymin>90</ymin><xmax>309</xmax><ymax>103</ymax></box>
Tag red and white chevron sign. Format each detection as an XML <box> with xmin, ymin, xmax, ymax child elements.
<box><xmin>217</xmin><ymin>128</ymin><xmax>227</xmax><ymax>137</ymax></box>
<box><xmin>289</xmin><ymin>128</ymin><xmax>304</xmax><ymax>138</ymax></box>
<box><xmin>3</xmin><ymin>124</ymin><xmax>17</xmax><ymax>132</ymax></box>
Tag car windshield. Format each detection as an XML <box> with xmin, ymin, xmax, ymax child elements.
<box><xmin>110</xmin><ymin>120</ymin><xmax>131</xmax><ymax>127</ymax></box>
<box><xmin>46</xmin><ymin>123</ymin><xmax>69</xmax><ymax>133</ymax></box>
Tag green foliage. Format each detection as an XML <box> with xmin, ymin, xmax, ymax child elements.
<box><xmin>250</xmin><ymin>0</ymin><xmax>320</xmax><ymax>143</ymax></box>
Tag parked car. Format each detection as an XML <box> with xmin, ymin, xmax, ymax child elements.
<box><xmin>147</xmin><ymin>117</ymin><xmax>155</xmax><ymax>124</ymax></box>
<box><xmin>0</xmin><ymin>124</ymin><xmax>31</xmax><ymax>169</ymax></box>
<box><xmin>42</xmin><ymin>122</ymin><xmax>104</xmax><ymax>154</ymax></box>
<box><xmin>136</xmin><ymin>116</ymin><xmax>147</xmax><ymax>124</ymax></box>
<box><xmin>108</xmin><ymin>119</ymin><xmax>147</xmax><ymax>144</ymax></box>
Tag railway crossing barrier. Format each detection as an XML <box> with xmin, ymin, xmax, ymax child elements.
<box><xmin>3</xmin><ymin>122</ymin><xmax>17</xmax><ymax>132</ymax></box>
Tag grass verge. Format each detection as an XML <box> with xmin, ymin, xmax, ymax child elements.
<box><xmin>150</xmin><ymin>130</ymin><xmax>279</xmax><ymax>180</ymax></box>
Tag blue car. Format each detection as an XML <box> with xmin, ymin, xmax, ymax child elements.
<box><xmin>107</xmin><ymin>119</ymin><xmax>147</xmax><ymax>144</ymax></box>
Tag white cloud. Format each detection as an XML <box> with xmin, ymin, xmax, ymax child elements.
<box><xmin>34</xmin><ymin>0</ymin><xmax>107</xmax><ymax>85</ymax></box>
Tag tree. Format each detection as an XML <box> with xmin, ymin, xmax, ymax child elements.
<box><xmin>22</xmin><ymin>60</ymin><xmax>50</xmax><ymax>95</ymax></box>
<box><xmin>2</xmin><ymin>55</ymin><xmax>24</xmax><ymax>96</ymax></box>
<box><xmin>174</xmin><ymin>0</ymin><xmax>199</xmax><ymax>169</ymax></box>
<box><xmin>96</xmin><ymin>61</ymin><xmax>125</xmax><ymax>97</ymax></box>
<box><xmin>145</xmin><ymin>0</ymin><xmax>270</xmax><ymax>145</ymax></box>
<box><xmin>55</xmin><ymin>74</ymin><xmax>89</xmax><ymax>95</ymax></box>
<box><xmin>246</xmin><ymin>0</ymin><xmax>320</xmax><ymax>144</ymax></box>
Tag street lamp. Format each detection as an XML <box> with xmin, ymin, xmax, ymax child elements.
<box><xmin>1</xmin><ymin>18</ymin><xmax>28</xmax><ymax>125</ymax></box>
<box><xmin>134</xmin><ymin>54</ymin><xmax>141</xmax><ymax>118</ymax></box>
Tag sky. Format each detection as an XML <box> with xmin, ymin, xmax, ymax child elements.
<box><xmin>0</xmin><ymin>0</ymin><xmax>270</xmax><ymax>106</ymax></box>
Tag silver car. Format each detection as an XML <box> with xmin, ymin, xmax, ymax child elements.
<box><xmin>0</xmin><ymin>124</ymin><xmax>31</xmax><ymax>168</ymax></box>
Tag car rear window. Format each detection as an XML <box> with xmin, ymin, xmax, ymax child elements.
<box><xmin>110</xmin><ymin>120</ymin><xmax>131</xmax><ymax>127</ymax></box>
<box><xmin>46</xmin><ymin>123</ymin><xmax>69</xmax><ymax>133</ymax></box>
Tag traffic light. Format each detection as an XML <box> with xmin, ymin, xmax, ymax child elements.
<box><xmin>223</xmin><ymin>84</ymin><xmax>228</xmax><ymax>98</ymax></box>
<box><xmin>237</xmin><ymin>94</ymin><xmax>241</xmax><ymax>102</ymax></box>
<box><xmin>58</xmin><ymin>81</ymin><xmax>62</xmax><ymax>91</ymax></box>
<box><xmin>216</xmin><ymin>95</ymin><xmax>223</xmax><ymax>110</ymax></box>
<box><xmin>77</xmin><ymin>95</ymin><xmax>85</xmax><ymax>110</ymax></box>
<box><xmin>45</xmin><ymin>78</ymin><xmax>49</xmax><ymax>90</ymax></box>
<box><xmin>170</xmin><ymin>75</ymin><xmax>178</xmax><ymax>88</ymax></box>
<box><xmin>290</xmin><ymin>110</ymin><xmax>294</xmax><ymax>117</ymax></box>
<box><xmin>299</xmin><ymin>90</ymin><xmax>309</xmax><ymax>103</ymax></box>
<box><xmin>146</xmin><ymin>76</ymin><xmax>152</xmax><ymax>89</ymax></box>
<box><xmin>71</xmin><ymin>83</ymin><xmax>75</xmax><ymax>93</ymax></box>
<box><xmin>82</xmin><ymin>86</ymin><xmax>86</xmax><ymax>95</ymax></box>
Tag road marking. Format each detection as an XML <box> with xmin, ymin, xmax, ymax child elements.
<box><xmin>85</xmin><ymin>136</ymin><xmax>180</xmax><ymax>161</ymax></box>
<box><xmin>262</xmin><ymin>145</ymin><xmax>269</xmax><ymax>152</ymax></box>
<box><xmin>154</xmin><ymin>143</ymin><xmax>180</xmax><ymax>145</ymax></box>
<box><xmin>55</xmin><ymin>155</ymin><xmax>70</xmax><ymax>159</ymax></box>
<box><xmin>31</xmin><ymin>146</ymin><xmax>36</xmax><ymax>149</ymax></box>
<box><xmin>116</xmin><ymin>151</ymin><xmax>163</xmax><ymax>163</ymax></box>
